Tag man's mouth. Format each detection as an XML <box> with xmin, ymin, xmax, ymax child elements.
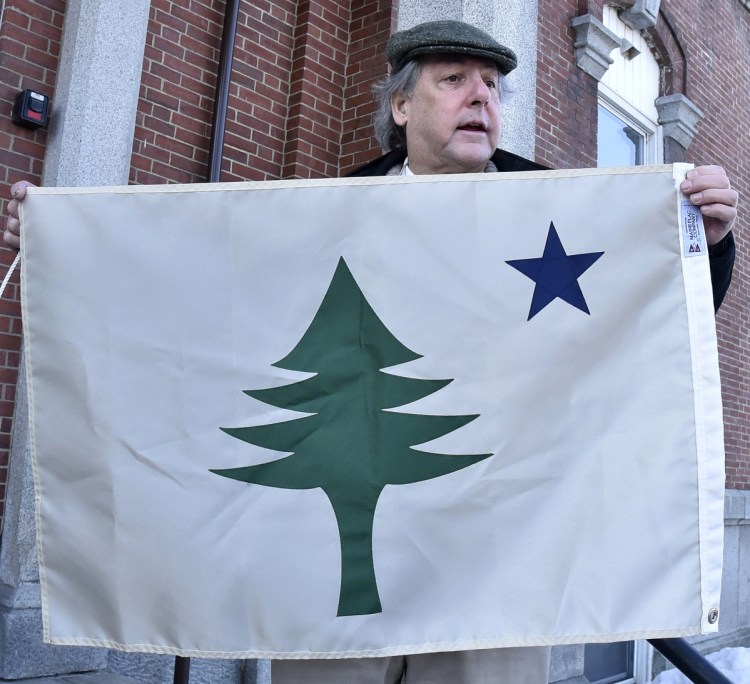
<box><xmin>457</xmin><ymin>122</ymin><xmax>487</xmax><ymax>132</ymax></box>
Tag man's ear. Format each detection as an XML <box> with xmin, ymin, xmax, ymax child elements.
<box><xmin>391</xmin><ymin>93</ymin><xmax>409</xmax><ymax>127</ymax></box>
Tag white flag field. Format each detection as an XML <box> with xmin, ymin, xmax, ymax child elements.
<box><xmin>21</xmin><ymin>165</ymin><xmax>724</xmax><ymax>658</ymax></box>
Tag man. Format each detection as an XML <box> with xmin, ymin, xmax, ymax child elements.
<box><xmin>3</xmin><ymin>18</ymin><xmax>738</xmax><ymax>684</ymax></box>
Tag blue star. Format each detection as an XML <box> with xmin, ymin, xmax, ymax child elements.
<box><xmin>506</xmin><ymin>222</ymin><xmax>604</xmax><ymax>321</ymax></box>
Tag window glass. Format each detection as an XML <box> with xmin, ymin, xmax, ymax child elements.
<box><xmin>597</xmin><ymin>104</ymin><xmax>644</xmax><ymax>167</ymax></box>
<box><xmin>585</xmin><ymin>642</ymin><xmax>634</xmax><ymax>684</ymax></box>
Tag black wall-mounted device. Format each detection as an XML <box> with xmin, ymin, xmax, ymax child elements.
<box><xmin>12</xmin><ymin>89</ymin><xmax>49</xmax><ymax>130</ymax></box>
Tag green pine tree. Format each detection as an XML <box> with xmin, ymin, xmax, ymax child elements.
<box><xmin>212</xmin><ymin>257</ymin><xmax>492</xmax><ymax>616</ymax></box>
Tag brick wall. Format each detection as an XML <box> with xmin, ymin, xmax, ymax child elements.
<box><xmin>0</xmin><ymin>0</ymin><xmax>64</xmax><ymax>524</ymax></box>
<box><xmin>340</xmin><ymin>0</ymin><xmax>398</xmax><ymax>174</ymax></box>
<box><xmin>657</xmin><ymin>0</ymin><xmax>750</xmax><ymax>489</ymax></box>
<box><xmin>536</xmin><ymin>0</ymin><xmax>750</xmax><ymax>490</ymax></box>
<box><xmin>131</xmin><ymin>0</ymin><xmax>394</xmax><ymax>185</ymax></box>
<box><xmin>282</xmin><ymin>0</ymin><xmax>350</xmax><ymax>178</ymax></box>
<box><xmin>130</xmin><ymin>0</ymin><xmax>226</xmax><ymax>186</ymax></box>
<box><xmin>536</xmin><ymin>0</ymin><xmax>601</xmax><ymax>169</ymax></box>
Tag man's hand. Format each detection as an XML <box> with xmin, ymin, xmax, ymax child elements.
<box><xmin>4</xmin><ymin>181</ymin><xmax>35</xmax><ymax>251</ymax></box>
<box><xmin>680</xmin><ymin>165</ymin><xmax>738</xmax><ymax>247</ymax></box>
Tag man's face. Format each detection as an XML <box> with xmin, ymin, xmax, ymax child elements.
<box><xmin>391</xmin><ymin>55</ymin><xmax>502</xmax><ymax>175</ymax></box>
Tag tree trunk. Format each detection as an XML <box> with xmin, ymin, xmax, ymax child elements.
<box><xmin>327</xmin><ymin>491</ymin><xmax>382</xmax><ymax>616</ymax></box>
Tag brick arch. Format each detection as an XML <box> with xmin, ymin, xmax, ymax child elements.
<box><xmin>601</xmin><ymin>1</ymin><xmax>687</xmax><ymax>97</ymax></box>
<box><xmin>643</xmin><ymin>8</ymin><xmax>686</xmax><ymax>96</ymax></box>
<box><xmin>577</xmin><ymin>0</ymin><xmax>605</xmax><ymax>15</ymax></box>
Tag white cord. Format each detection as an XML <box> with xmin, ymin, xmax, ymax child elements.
<box><xmin>0</xmin><ymin>252</ymin><xmax>20</xmax><ymax>299</ymax></box>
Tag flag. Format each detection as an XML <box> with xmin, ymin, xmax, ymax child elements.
<box><xmin>20</xmin><ymin>164</ymin><xmax>724</xmax><ymax>658</ymax></box>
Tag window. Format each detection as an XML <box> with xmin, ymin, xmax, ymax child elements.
<box><xmin>596</xmin><ymin>5</ymin><xmax>661</xmax><ymax>168</ymax></box>
<box><xmin>597</xmin><ymin>90</ymin><xmax>660</xmax><ymax>167</ymax></box>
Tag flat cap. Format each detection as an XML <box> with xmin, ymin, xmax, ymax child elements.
<box><xmin>387</xmin><ymin>20</ymin><xmax>517</xmax><ymax>75</ymax></box>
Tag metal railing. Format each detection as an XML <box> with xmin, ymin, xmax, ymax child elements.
<box><xmin>649</xmin><ymin>638</ymin><xmax>733</xmax><ymax>684</ymax></box>
<box><xmin>173</xmin><ymin>656</ymin><xmax>190</xmax><ymax>684</ymax></box>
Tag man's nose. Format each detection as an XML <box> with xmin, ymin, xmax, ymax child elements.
<box><xmin>468</xmin><ymin>73</ymin><xmax>491</xmax><ymax>106</ymax></box>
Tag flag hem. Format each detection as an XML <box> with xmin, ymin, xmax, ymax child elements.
<box><xmin>673</xmin><ymin>163</ymin><xmax>725</xmax><ymax>634</ymax></box>
<box><xmin>23</xmin><ymin>164</ymin><xmax>679</xmax><ymax>197</ymax></box>
<box><xmin>43</xmin><ymin>626</ymin><xmax>703</xmax><ymax>659</ymax></box>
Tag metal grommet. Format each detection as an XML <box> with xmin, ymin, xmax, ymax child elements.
<box><xmin>708</xmin><ymin>608</ymin><xmax>719</xmax><ymax>624</ymax></box>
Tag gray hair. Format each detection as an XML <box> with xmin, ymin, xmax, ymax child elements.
<box><xmin>372</xmin><ymin>58</ymin><xmax>510</xmax><ymax>151</ymax></box>
<box><xmin>372</xmin><ymin>60</ymin><xmax>424</xmax><ymax>151</ymax></box>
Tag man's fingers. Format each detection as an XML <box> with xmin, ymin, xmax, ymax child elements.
<box><xmin>4</xmin><ymin>217</ymin><xmax>21</xmax><ymax>250</ymax></box>
<box><xmin>684</xmin><ymin>175</ymin><xmax>732</xmax><ymax>193</ymax></box>
<box><xmin>4</xmin><ymin>181</ymin><xmax>35</xmax><ymax>252</ymax></box>
<box><xmin>4</xmin><ymin>234</ymin><xmax>20</xmax><ymax>251</ymax></box>
<box><xmin>6</xmin><ymin>215</ymin><xmax>19</xmax><ymax>234</ymax></box>
<box><xmin>695</xmin><ymin>188</ymin><xmax>738</xmax><ymax>227</ymax></box>
<box><xmin>689</xmin><ymin>164</ymin><xmax>727</xmax><ymax>175</ymax></box>
<box><xmin>10</xmin><ymin>180</ymin><xmax>33</xmax><ymax>200</ymax></box>
<box><xmin>700</xmin><ymin>201</ymin><xmax>738</xmax><ymax>223</ymax></box>
<box><xmin>681</xmin><ymin>166</ymin><xmax>732</xmax><ymax>194</ymax></box>
<box><xmin>681</xmin><ymin>164</ymin><xmax>738</xmax><ymax>219</ymax></box>
<box><xmin>688</xmin><ymin>187</ymin><xmax>739</xmax><ymax>209</ymax></box>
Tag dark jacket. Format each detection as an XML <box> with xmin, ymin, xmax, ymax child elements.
<box><xmin>347</xmin><ymin>147</ymin><xmax>735</xmax><ymax>311</ymax></box>
<box><xmin>347</xmin><ymin>147</ymin><xmax>546</xmax><ymax>177</ymax></box>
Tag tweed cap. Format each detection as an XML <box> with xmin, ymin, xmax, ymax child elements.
<box><xmin>387</xmin><ymin>20</ymin><xmax>517</xmax><ymax>75</ymax></box>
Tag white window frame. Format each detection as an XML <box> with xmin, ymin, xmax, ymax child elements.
<box><xmin>633</xmin><ymin>640</ymin><xmax>654</xmax><ymax>684</ymax></box>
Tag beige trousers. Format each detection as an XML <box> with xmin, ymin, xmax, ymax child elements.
<box><xmin>271</xmin><ymin>646</ymin><xmax>551</xmax><ymax>683</ymax></box>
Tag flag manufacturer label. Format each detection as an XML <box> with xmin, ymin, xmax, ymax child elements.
<box><xmin>681</xmin><ymin>198</ymin><xmax>706</xmax><ymax>257</ymax></box>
